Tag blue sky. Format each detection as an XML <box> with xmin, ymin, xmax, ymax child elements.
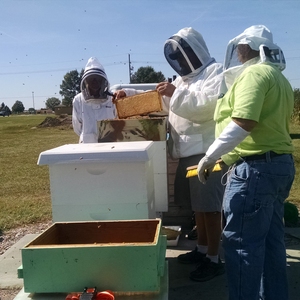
<box><xmin>1</xmin><ymin>0</ymin><xmax>300</xmax><ymax>110</ymax></box>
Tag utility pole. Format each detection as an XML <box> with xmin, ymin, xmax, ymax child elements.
<box><xmin>128</xmin><ymin>53</ymin><xmax>133</xmax><ymax>83</ymax></box>
<box><xmin>32</xmin><ymin>91</ymin><xmax>35</xmax><ymax>109</ymax></box>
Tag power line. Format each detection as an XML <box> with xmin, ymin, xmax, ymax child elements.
<box><xmin>0</xmin><ymin>62</ymin><xmax>165</xmax><ymax>76</ymax></box>
<box><xmin>0</xmin><ymin>94</ymin><xmax>58</xmax><ymax>100</ymax></box>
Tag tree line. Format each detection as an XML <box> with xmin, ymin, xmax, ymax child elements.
<box><xmin>3</xmin><ymin>67</ymin><xmax>300</xmax><ymax>115</ymax></box>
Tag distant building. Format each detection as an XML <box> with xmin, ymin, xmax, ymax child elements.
<box><xmin>36</xmin><ymin>108</ymin><xmax>53</xmax><ymax>114</ymax></box>
<box><xmin>54</xmin><ymin>105</ymin><xmax>72</xmax><ymax>115</ymax></box>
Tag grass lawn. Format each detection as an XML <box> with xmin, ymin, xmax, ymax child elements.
<box><xmin>287</xmin><ymin>122</ymin><xmax>300</xmax><ymax>206</ymax></box>
<box><xmin>0</xmin><ymin>114</ymin><xmax>300</xmax><ymax>232</ymax></box>
<box><xmin>0</xmin><ymin>115</ymin><xmax>78</xmax><ymax>231</ymax></box>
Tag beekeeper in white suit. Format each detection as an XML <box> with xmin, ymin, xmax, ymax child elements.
<box><xmin>197</xmin><ymin>25</ymin><xmax>295</xmax><ymax>299</ymax></box>
<box><xmin>157</xmin><ymin>27</ymin><xmax>226</xmax><ymax>282</ymax></box>
<box><xmin>72</xmin><ymin>57</ymin><xmax>116</xmax><ymax>143</ymax></box>
<box><xmin>114</xmin><ymin>28</ymin><xmax>226</xmax><ymax>281</ymax></box>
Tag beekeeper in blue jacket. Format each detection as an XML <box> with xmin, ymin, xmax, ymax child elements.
<box><xmin>72</xmin><ymin>57</ymin><xmax>116</xmax><ymax>143</ymax></box>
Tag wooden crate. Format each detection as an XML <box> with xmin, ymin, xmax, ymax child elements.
<box><xmin>163</xmin><ymin>156</ymin><xmax>194</xmax><ymax>229</ymax></box>
<box><xmin>98</xmin><ymin>117</ymin><xmax>167</xmax><ymax>143</ymax></box>
<box><xmin>18</xmin><ymin>220</ymin><xmax>167</xmax><ymax>294</ymax></box>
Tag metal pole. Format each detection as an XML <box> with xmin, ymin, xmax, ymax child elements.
<box><xmin>32</xmin><ymin>91</ymin><xmax>35</xmax><ymax>109</ymax></box>
<box><xmin>128</xmin><ymin>53</ymin><xmax>131</xmax><ymax>83</ymax></box>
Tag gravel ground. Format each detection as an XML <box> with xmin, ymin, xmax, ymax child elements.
<box><xmin>0</xmin><ymin>221</ymin><xmax>52</xmax><ymax>300</ymax></box>
<box><xmin>0</xmin><ymin>288</ymin><xmax>20</xmax><ymax>300</ymax></box>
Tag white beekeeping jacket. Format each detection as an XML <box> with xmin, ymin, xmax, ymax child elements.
<box><xmin>163</xmin><ymin>27</ymin><xmax>224</xmax><ymax>159</ymax></box>
<box><xmin>72</xmin><ymin>57</ymin><xmax>116</xmax><ymax>143</ymax></box>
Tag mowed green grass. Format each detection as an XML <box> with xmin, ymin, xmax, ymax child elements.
<box><xmin>0</xmin><ymin>115</ymin><xmax>78</xmax><ymax>231</ymax></box>
<box><xmin>287</xmin><ymin>122</ymin><xmax>300</xmax><ymax>205</ymax></box>
<box><xmin>0</xmin><ymin>115</ymin><xmax>299</xmax><ymax>232</ymax></box>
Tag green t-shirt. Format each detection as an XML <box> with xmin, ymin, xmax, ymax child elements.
<box><xmin>214</xmin><ymin>63</ymin><xmax>294</xmax><ymax>165</ymax></box>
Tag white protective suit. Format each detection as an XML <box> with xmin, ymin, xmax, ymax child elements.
<box><xmin>163</xmin><ymin>27</ymin><xmax>224</xmax><ymax>159</ymax></box>
<box><xmin>72</xmin><ymin>57</ymin><xmax>116</xmax><ymax>143</ymax></box>
<box><xmin>121</xmin><ymin>28</ymin><xmax>223</xmax><ymax>159</ymax></box>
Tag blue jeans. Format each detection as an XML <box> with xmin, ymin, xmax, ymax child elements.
<box><xmin>222</xmin><ymin>153</ymin><xmax>295</xmax><ymax>300</ymax></box>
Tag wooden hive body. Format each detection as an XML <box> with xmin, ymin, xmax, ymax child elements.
<box><xmin>19</xmin><ymin>220</ymin><xmax>167</xmax><ymax>294</ymax></box>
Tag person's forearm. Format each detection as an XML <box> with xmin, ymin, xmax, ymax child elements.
<box><xmin>206</xmin><ymin>120</ymin><xmax>251</xmax><ymax>160</ymax></box>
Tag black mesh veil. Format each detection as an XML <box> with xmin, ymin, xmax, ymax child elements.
<box><xmin>164</xmin><ymin>36</ymin><xmax>202</xmax><ymax>76</ymax></box>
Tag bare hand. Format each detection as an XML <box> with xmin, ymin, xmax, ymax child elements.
<box><xmin>113</xmin><ymin>90</ymin><xmax>127</xmax><ymax>104</ymax></box>
<box><xmin>156</xmin><ymin>82</ymin><xmax>176</xmax><ymax>97</ymax></box>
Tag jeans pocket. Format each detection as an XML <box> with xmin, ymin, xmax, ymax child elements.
<box><xmin>227</xmin><ymin>162</ymin><xmax>262</xmax><ymax>219</ymax></box>
<box><xmin>227</xmin><ymin>162</ymin><xmax>250</xmax><ymax>193</ymax></box>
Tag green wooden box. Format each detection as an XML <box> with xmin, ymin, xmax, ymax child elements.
<box><xmin>18</xmin><ymin>219</ymin><xmax>167</xmax><ymax>294</ymax></box>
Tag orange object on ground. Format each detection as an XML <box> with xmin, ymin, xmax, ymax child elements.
<box><xmin>96</xmin><ymin>290</ymin><xmax>115</xmax><ymax>300</ymax></box>
<box><xmin>66</xmin><ymin>293</ymin><xmax>80</xmax><ymax>300</ymax></box>
<box><xmin>66</xmin><ymin>288</ymin><xmax>114</xmax><ymax>300</ymax></box>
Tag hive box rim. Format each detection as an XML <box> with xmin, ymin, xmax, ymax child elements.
<box><xmin>23</xmin><ymin>219</ymin><xmax>162</xmax><ymax>249</ymax></box>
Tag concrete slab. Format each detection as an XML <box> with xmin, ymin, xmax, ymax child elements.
<box><xmin>1</xmin><ymin>228</ymin><xmax>300</xmax><ymax>300</ymax></box>
<box><xmin>166</xmin><ymin>234</ymin><xmax>228</xmax><ymax>300</ymax></box>
<box><xmin>14</xmin><ymin>263</ymin><xmax>169</xmax><ymax>300</ymax></box>
<box><xmin>0</xmin><ymin>234</ymin><xmax>37</xmax><ymax>289</ymax></box>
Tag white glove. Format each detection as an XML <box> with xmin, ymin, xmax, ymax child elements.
<box><xmin>197</xmin><ymin>120</ymin><xmax>250</xmax><ymax>184</ymax></box>
<box><xmin>197</xmin><ymin>156</ymin><xmax>216</xmax><ymax>184</ymax></box>
<box><xmin>206</xmin><ymin>120</ymin><xmax>250</xmax><ymax>161</ymax></box>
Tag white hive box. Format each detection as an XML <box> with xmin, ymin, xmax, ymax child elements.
<box><xmin>37</xmin><ymin>142</ymin><xmax>155</xmax><ymax>222</ymax></box>
<box><xmin>98</xmin><ymin>117</ymin><xmax>168</xmax><ymax>212</ymax></box>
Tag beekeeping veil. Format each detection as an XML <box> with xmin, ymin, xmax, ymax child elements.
<box><xmin>223</xmin><ymin>25</ymin><xmax>286</xmax><ymax>88</ymax></box>
<box><xmin>164</xmin><ymin>27</ymin><xmax>215</xmax><ymax>77</ymax></box>
<box><xmin>80</xmin><ymin>57</ymin><xmax>110</xmax><ymax>103</ymax></box>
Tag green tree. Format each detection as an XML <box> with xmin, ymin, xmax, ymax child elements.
<box><xmin>12</xmin><ymin>100</ymin><xmax>25</xmax><ymax>113</ymax></box>
<box><xmin>59</xmin><ymin>69</ymin><xmax>83</xmax><ymax>107</ymax></box>
<box><xmin>45</xmin><ymin>97</ymin><xmax>61</xmax><ymax>111</ymax></box>
<box><xmin>4</xmin><ymin>105</ymin><xmax>11</xmax><ymax>115</ymax></box>
<box><xmin>28</xmin><ymin>108</ymin><xmax>36</xmax><ymax>114</ymax></box>
<box><xmin>294</xmin><ymin>88</ymin><xmax>300</xmax><ymax>110</ymax></box>
<box><xmin>0</xmin><ymin>104</ymin><xmax>11</xmax><ymax>116</ymax></box>
<box><xmin>131</xmin><ymin>66</ymin><xmax>165</xmax><ymax>83</ymax></box>
<box><xmin>291</xmin><ymin>88</ymin><xmax>300</xmax><ymax>122</ymax></box>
